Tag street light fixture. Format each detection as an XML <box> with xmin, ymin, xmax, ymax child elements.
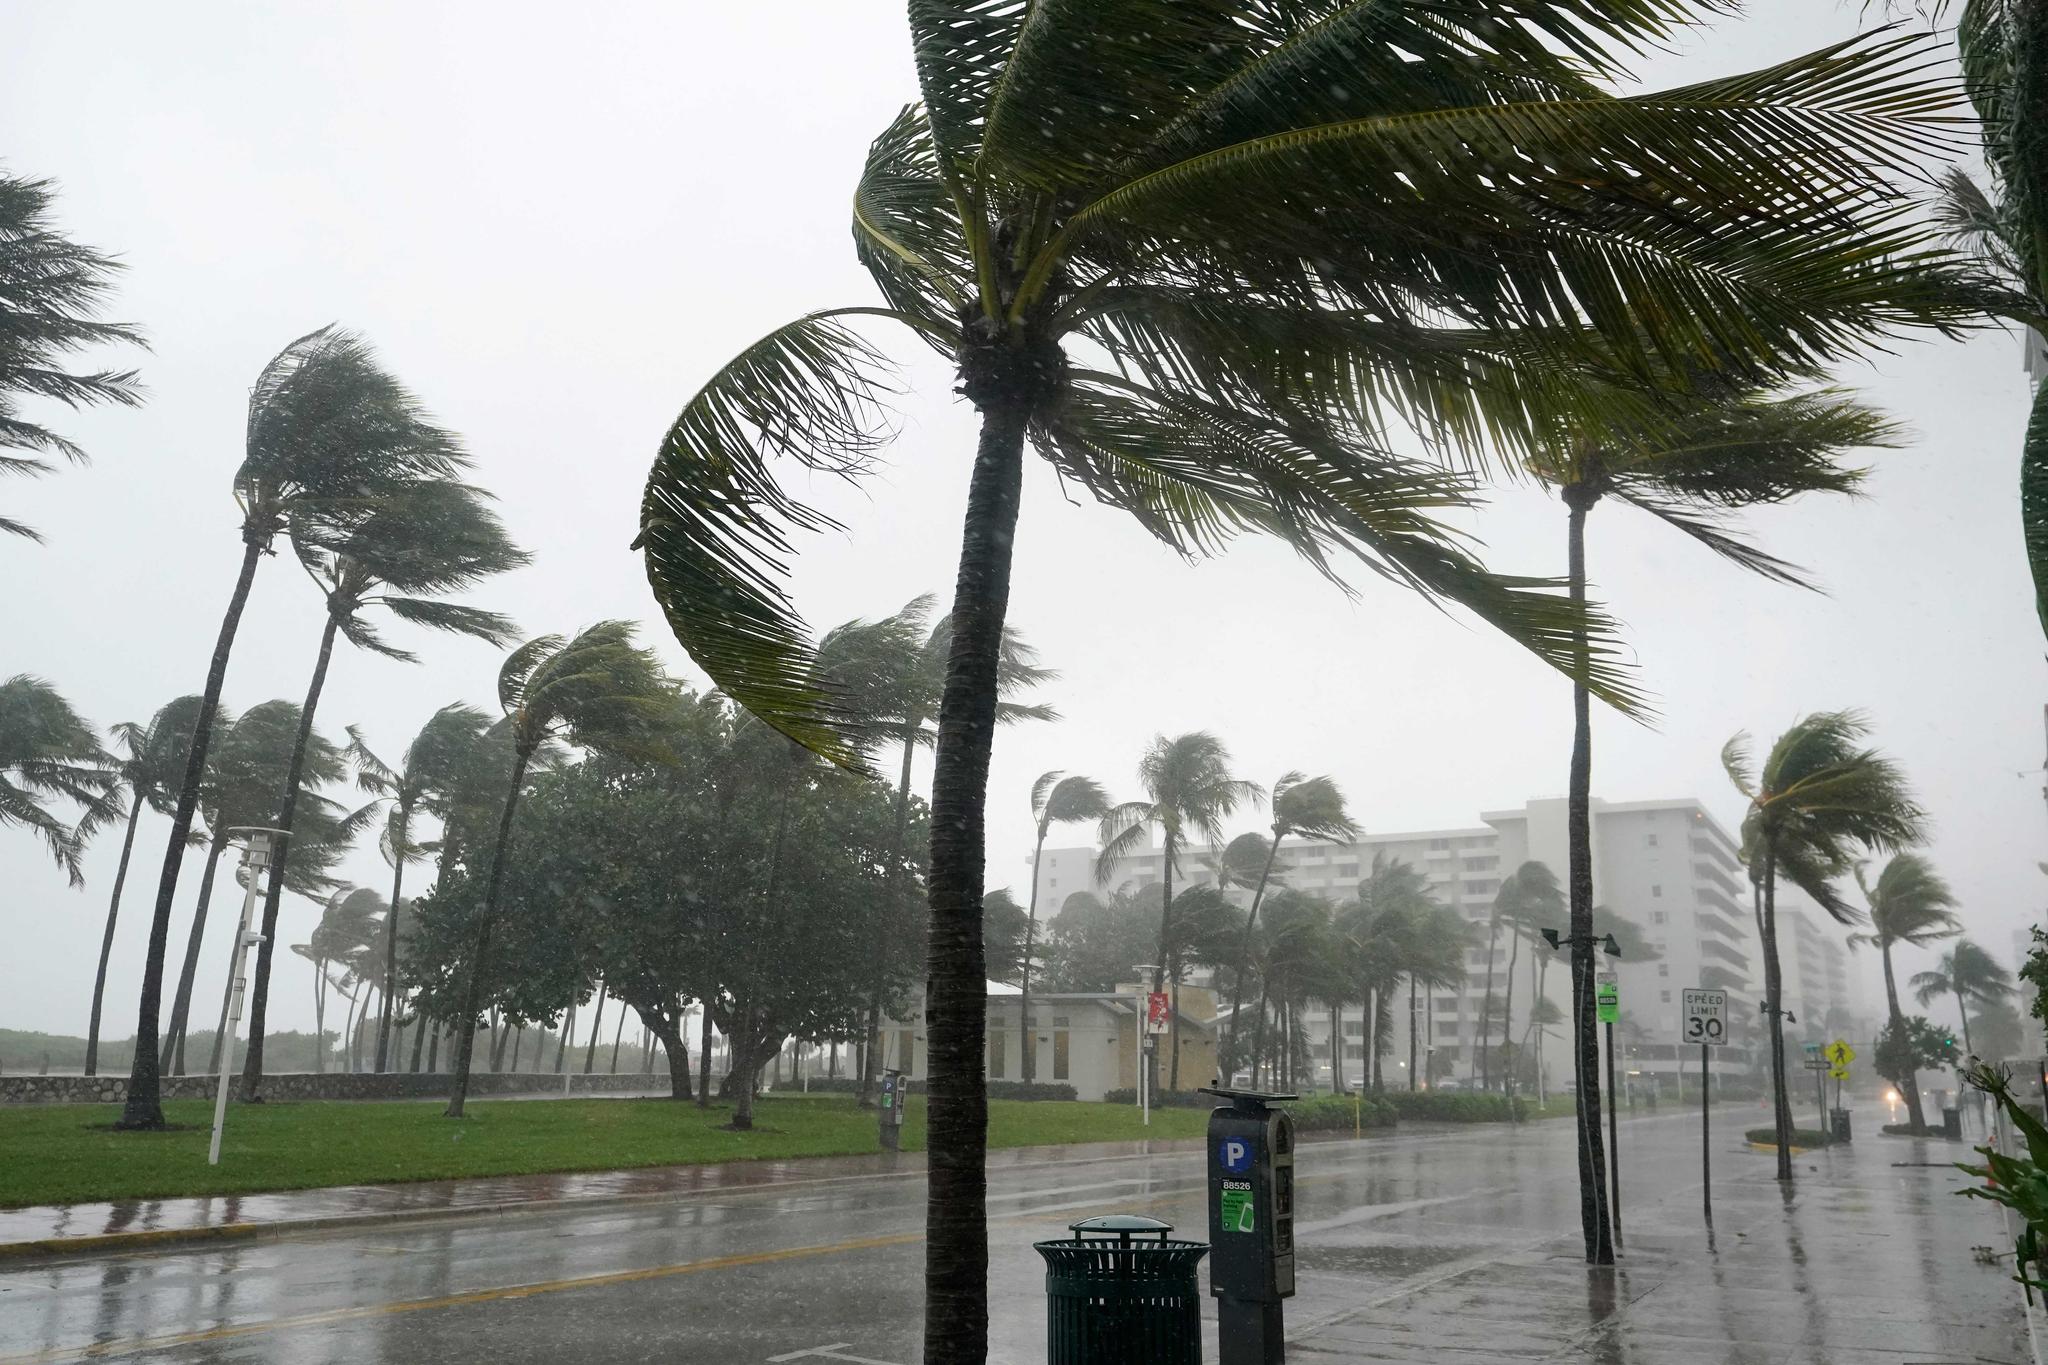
<box><xmin>209</xmin><ymin>827</ymin><xmax>287</xmax><ymax>1166</ymax></box>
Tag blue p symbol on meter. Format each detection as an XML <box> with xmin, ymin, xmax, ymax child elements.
<box><xmin>1219</xmin><ymin>1137</ymin><xmax>1254</xmax><ymax>1174</ymax></box>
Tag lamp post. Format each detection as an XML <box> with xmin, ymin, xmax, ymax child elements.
<box><xmin>1133</xmin><ymin>963</ymin><xmax>1162</xmax><ymax>1126</ymax></box>
<box><xmin>210</xmin><ymin>828</ymin><xmax>287</xmax><ymax>1166</ymax></box>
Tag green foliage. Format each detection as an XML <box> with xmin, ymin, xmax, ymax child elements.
<box><xmin>1383</xmin><ymin>1091</ymin><xmax>1525</xmax><ymax>1124</ymax></box>
<box><xmin>1746</xmin><ymin>1126</ymin><xmax>1833</xmax><ymax>1148</ymax></box>
<box><xmin>1287</xmin><ymin>1094</ymin><xmax>1397</xmax><ymax>1132</ymax></box>
<box><xmin>0</xmin><ymin>674</ymin><xmax>118</xmax><ymax>883</ymax></box>
<box><xmin>1875</xmin><ymin>1014</ymin><xmax>1954</xmax><ymax>1086</ymax></box>
<box><xmin>2021</xmin><ymin>927</ymin><xmax>2048</xmax><ymax>1036</ymax></box>
<box><xmin>1960</xmin><ymin>1063</ymin><xmax>2048</xmax><ymax>1301</ymax></box>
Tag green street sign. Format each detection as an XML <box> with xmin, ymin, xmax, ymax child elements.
<box><xmin>1596</xmin><ymin>973</ymin><xmax>1619</xmax><ymax>1025</ymax></box>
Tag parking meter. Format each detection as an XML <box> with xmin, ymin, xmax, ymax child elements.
<box><xmin>879</xmin><ymin>1069</ymin><xmax>907</xmax><ymax>1151</ymax></box>
<box><xmin>1203</xmin><ymin>1087</ymin><xmax>1296</xmax><ymax>1365</ymax></box>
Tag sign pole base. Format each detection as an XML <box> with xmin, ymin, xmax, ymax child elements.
<box><xmin>1217</xmin><ymin>1297</ymin><xmax>1284</xmax><ymax>1365</ymax></box>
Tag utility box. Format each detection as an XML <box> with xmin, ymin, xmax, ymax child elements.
<box><xmin>1829</xmin><ymin>1108</ymin><xmax>1852</xmax><ymax>1144</ymax></box>
<box><xmin>1203</xmin><ymin>1087</ymin><xmax>1296</xmax><ymax>1365</ymax></box>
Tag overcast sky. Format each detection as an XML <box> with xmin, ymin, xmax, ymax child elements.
<box><xmin>4</xmin><ymin>3</ymin><xmax>2042</xmax><ymax>1051</ymax></box>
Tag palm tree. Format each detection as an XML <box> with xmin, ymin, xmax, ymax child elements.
<box><xmin>1494</xmin><ymin>862</ymin><xmax>1565</xmax><ymax>1102</ymax></box>
<box><xmin>0</xmin><ymin>171</ymin><xmax>143</xmax><ymax>543</ymax></box>
<box><xmin>119</xmin><ymin>328</ymin><xmax>465</xmax><ymax>1130</ymax></box>
<box><xmin>634</xmin><ymin>13</ymin><xmax>1974</xmax><ymax>1354</ymax></box>
<box><xmin>1724</xmin><ymin>711</ymin><xmax>1924</xmax><ymax>1181</ymax></box>
<box><xmin>1019</xmin><ymin>771</ymin><xmax>1110</xmax><ymax>1082</ymax></box>
<box><xmin>1400</xmin><ymin>905</ymin><xmax>1471</xmax><ymax>1092</ymax></box>
<box><xmin>1848</xmin><ymin>852</ymin><xmax>1960</xmax><ymax>1131</ymax></box>
<box><xmin>444</xmin><ymin>623</ymin><xmax>667</xmax><ymax>1117</ymax></box>
<box><xmin>83</xmin><ymin>696</ymin><xmax>205</xmax><ymax>1075</ymax></box>
<box><xmin>1098</xmin><ymin>733</ymin><xmax>1263</xmax><ymax>1091</ymax></box>
<box><xmin>0</xmin><ymin>675</ymin><xmax>119</xmax><ymax>882</ymax></box>
<box><xmin>292</xmin><ymin>886</ymin><xmax>384</xmax><ymax>1072</ymax></box>
<box><xmin>1223</xmin><ymin>773</ymin><xmax>1357</xmax><ymax>1074</ymax></box>
<box><xmin>242</xmin><ymin>473</ymin><xmax>523</xmax><ymax>1099</ymax></box>
<box><xmin>1528</xmin><ymin>381</ymin><xmax>1886</xmax><ymax>1263</ymax></box>
<box><xmin>1913</xmin><ymin>938</ymin><xmax>2014</xmax><ymax>1059</ymax></box>
<box><xmin>1343</xmin><ymin>854</ymin><xmax>1442</xmax><ymax>1093</ymax></box>
<box><xmin>347</xmin><ymin>703</ymin><xmax>494</xmax><ymax>1071</ymax></box>
<box><xmin>1476</xmin><ymin>875</ymin><xmax>1523</xmax><ymax>1092</ymax></box>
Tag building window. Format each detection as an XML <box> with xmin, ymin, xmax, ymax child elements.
<box><xmin>1659</xmin><ymin>989</ymin><xmax>1672</xmax><ymax>1004</ymax></box>
<box><xmin>1337</xmin><ymin>862</ymin><xmax>1359</xmax><ymax>878</ymax></box>
<box><xmin>1052</xmin><ymin>1017</ymin><xmax>1070</xmax><ymax>1081</ymax></box>
<box><xmin>1344</xmin><ymin>1020</ymin><xmax>1365</xmax><ymax>1037</ymax></box>
<box><xmin>1646</xmin><ymin>833</ymin><xmax>1659</xmax><ymax>847</ymax></box>
<box><xmin>987</xmin><ymin>1030</ymin><xmax>1005</xmax><ymax>1079</ymax></box>
<box><xmin>1651</xmin><ymin>884</ymin><xmax>1662</xmax><ymax>898</ymax></box>
<box><xmin>1652</xmin><ymin>910</ymin><xmax>1667</xmax><ymax>925</ymax></box>
<box><xmin>1429</xmin><ymin>837</ymin><xmax>1450</xmax><ymax>850</ymax></box>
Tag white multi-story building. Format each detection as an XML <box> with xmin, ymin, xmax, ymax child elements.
<box><xmin>1032</xmin><ymin>795</ymin><xmax>1869</xmax><ymax>1092</ymax></box>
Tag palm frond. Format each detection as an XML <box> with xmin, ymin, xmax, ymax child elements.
<box><xmin>379</xmin><ymin>597</ymin><xmax>521</xmax><ymax>645</ymax></box>
<box><xmin>853</xmin><ymin>104</ymin><xmax>971</xmax><ymax>327</ymax></box>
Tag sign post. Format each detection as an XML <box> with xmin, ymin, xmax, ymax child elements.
<box><xmin>210</xmin><ymin>828</ymin><xmax>285</xmax><ymax>1167</ymax></box>
<box><xmin>1596</xmin><ymin>971</ymin><xmax>1622</xmax><ymax>1252</ymax></box>
<box><xmin>1144</xmin><ymin>989</ymin><xmax>1169</xmax><ymax>1129</ymax></box>
<box><xmin>1682</xmin><ymin>988</ymin><xmax>1727</xmax><ymax>1240</ymax></box>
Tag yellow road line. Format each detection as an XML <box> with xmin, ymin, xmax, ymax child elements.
<box><xmin>0</xmin><ymin>1232</ymin><xmax>925</xmax><ymax>1365</ymax></box>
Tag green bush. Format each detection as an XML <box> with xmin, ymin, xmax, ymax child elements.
<box><xmin>1880</xmin><ymin>1122</ymin><xmax>1956</xmax><ymax>1139</ymax></box>
<box><xmin>1288</xmin><ymin>1093</ymin><xmax>1397</xmax><ymax>1132</ymax></box>
<box><xmin>797</xmin><ymin>1077</ymin><xmax>1077</xmax><ymax>1102</ymax></box>
<box><xmin>1384</xmin><ymin>1091</ymin><xmax>1524</xmax><ymax>1123</ymax></box>
<box><xmin>1101</xmin><ymin>1087</ymin><xmax>1213</xmax><ymax>1108</ymax></box>
<box><xmin>1746</xmin><ymin>1126</ymin><xmax>1832</xmax><ymax>1147</ymax></box>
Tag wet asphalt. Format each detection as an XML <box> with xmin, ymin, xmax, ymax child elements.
<box><xmin>0</xmin><ymin>1103</ymin><xmax>2027</xmax><ymax>1364</ymax></box>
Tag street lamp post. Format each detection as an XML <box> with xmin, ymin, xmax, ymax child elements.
<box><xmin>210</xmin><ymin>828</ymin><xmax>287</xmax><ymax>1166</ymax></box>
<box><xmin>1133</xmin><ymin>964</ymin><xmax>1161</xmax><ymax>1127</ymax></box>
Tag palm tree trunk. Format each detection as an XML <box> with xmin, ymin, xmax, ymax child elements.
<box><xmin>554</xmin><ymin>1003</ymin><xmax>575</xmax><ymax>1074</ymax></box>
<box><xmin>1563</xmin><ymin>488</ymin><xmax>1614</xmax><ymax>1264</ymax></box>
<box><xmin>311</xmin><ymin>963</ymin><xmax>328</xmax><ymax>1074</ymax></box>
<box><xmin>341</xmin><ymin>987</ymin><xmax>360</xmax><ymax>1074</ymax></box>
<box><xmin>1502</xmin><ymin>930</ymin><xmax>1521</xmax><ymax>1101</ymax></box>
<box><xmin>730</xmin><ymin>1000</ymin><xmax>760</xmax><ymax>1130</ymax></box>
<box><xmin>509</xmin><ymin>1025</ymin><xmax>524</xmax><ymax>1074</ymax></box>
<box><xmin>164</xmin><ymin>831</ymin><xmax>229</xmax><ymax>1074</ymax></box>
<box><xmin>1880</xmin><ymin>945</ymin><xmax>1927</xmax><ymax>1129</ymax></box>
<box><xmin>119</xmin><ymin>537</ymin><xmax>265</xmax><ymax>1130</ymax></box>
<box><xmin>1330</xmin><ymin>1002</ymin><xmax>1344</xmax><ymax>1094</ymax></box>
<box><xmin>1224</xmin><ymin>833</ymin><xmax>1284</xmax><ymax>1079</ymax></box>
<box><xmin>242</xmin><ymin>610</ymin><xmax>343</xmax><ymax>1099</ymax></box>
<box><xmin>1364</xmin><ymin>986</ymin><xmax>1377</xmax><ymax>1094</ymax></box>
<box><xmin>409</xmin><ymin>1011</ymin><xmax>428</xmax><ymax>1073</ymax></box>
<box><xmin>375</xmin><ymin>809</ymin><xmax>410</xmax><ymax>1072</ymax></box>
<box><xmin>1019</xmin><ymin>826</ymin><xmax>1048</xmax><ymax>1084</ymax></box>
<box><xmin>1155</xmin><ymin>832</ymin><xmax>1178</xmax><ymax>1093</ymax></box>
<box><xmin>1759</xmin><ymin>850</ymin><xmax>1794</xmax><ymax>1182</ymax></box>
<box><xmin>865</xmin><ymin>726</ymin><xmax>920</xmax><ymax>1106</ymax></box>
<box><xmin>584</xmin><ymin>981</ymin><xmax>607</xmax><ymax>1074</ymax></box>
<box><xmin>1956</xmin><ymin>985</ymin><xmax>1975</xmax><ymax>1057</ymax></box>
<box><xmin>1477</xmin><ymin>914</ymin><xmax>1499</xmax><ymax>1090</ymax></box>
<box><xmin>697</xmin><ymin>1002</ymin><xmax>715</xmax><ymax>1109</ymax></box>
<box><xmin>922</xmin><ymin>386</ymin><xmax>1028</xmax><ymax>1365</ymax></box>
<box><xmin>446</xmin><ymin>746</ymin><xmax>535</xmax><ymax>1117</ymax></box>
<box><xmin>85</xmin><ymin>791</ymin><xmax>147</xmax><ymax>1077</ymax></box>
<box><xmin>1253</xmin><ymin>977</ymin><xmax>1272</xmax><ymax>1088</ymax></box>
<box><xmin>1408</xmin><ymin>976</ymin><xmax>1419</xmax><ymax>1092</ymax></box>
<box><xmin>427</xmin><ymin>1025</ymin><xmax>440</xmax><ymax>1073</ymax></box>
<box><xmin>610</xmin><ymin>1006</ymin><xmax>626</xmax><ymax>1074</ymax></box>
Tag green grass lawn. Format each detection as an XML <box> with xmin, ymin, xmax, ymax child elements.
<box><xmin>0</xmin><ymin>1094</ymin><xmax>1211</xmax><ymax>1209</ymax></box>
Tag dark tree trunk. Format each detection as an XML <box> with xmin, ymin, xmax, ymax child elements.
<box><xmin>1224</xmin><ymin>833</ymin><xmax>1283</xmax><ymax>1080</ymax></box>
<box><xmin>162</xmin><ymin>830</ymin><xmax>228</xmax><ymax>1074</ymax></box>
<box><xmin>242</xmin><ymin>610</ymin><xmax>342</xmax><ymax>1099</ymax></box>
<box><xmin>1154</xmin><ymin>832</ymin><xmax>1177</xmax><ymax>1094</ymax></box>
<box><xmin>584</xmin><ymin>981</ymin><xmax>607</xmax><ymax>1074</ymax></box>
<box><xmin>1880</xmin><ymin>945</ymin><xmax>1927</xmax><ymax>1130</ymax></box>
<box><xmin>610</xmin><ymin>1004</ymin><xmax>626</xmax><ymax>1074</ymax></box>
<box><xmin>427</xmin><ymin>1025</ymin><xmax>440</xmax><ymax>1073</ymax></box>
<box><xmin>650</xmin><ymin>1013</ymin><xmax>692</xmax><ymax>1100</ymax></box>
<box><xmin>1760</xmin><ymin>851</ymin><xmax>1794</xmax><ymax>1182</ymax></box>
<box><xmin>446</xmin><ymin>748</ymin><xmax>534</xmax><ymax>1117</ymax></box>
<box><xmin>1957</xmin><ymin>987</ymin><xmax>1975</xmax><ymax>1057</ymax></box>
<box><xmin>866</xmin><ymin>726</ymin><xmax>920</xmax><ymax>1106</ymax></box>
<box><xmin>697</xmin><ymin>1002</ymin><xmax>715</xmax><ymax>1109</ymax></box>
<box><xmin>1331</xmin><ymin>1003</ymin><xmax>1344</xmax><ymax>1094</ymax></box>
<box><xmin>409</xmin><ymin>1017</ymin><xmax>427</xmax><ymax>1072</ymax></box>
<box><xmin>1502</xmin><ymin>929</ymin><xmax>1521</xmax><ymax>1102</ymax></box>
<box><xmin>1408</xmin><ymin>976</ymin><xmax>1419</xmax><ymax>1092</ymax></box>
<box><xmin>1019</xmin><ymin>825</ymin><xmax>1049</xmax><ymax>1084</ymax></box>
<box><xmin>375</xmin><ymin>809</ymin><xmax>410</xmax><ymax>1072</ymax></box>
<box><xmin>119</xmin><ymin>537</ymin><xmax>265</xmax><ymax>1130</ymax></box>
<box><xmin>509</xmin><ymin>1025</ymin><xmax>524</xmax><ymax>1074</ymax></box>
<box><xmin>553</xmin><ymin>1002</ymin><xmax>575</xmax><ymax>1074</ymax></box>
<box><xmin>1479</xmin><ymin>915</ymin><xmax>1499</xmax><ymax>1090</ymax></box>
<box><xmin>85</xmin><ymin>791</ymin><xmax>147</xmax><ymax>1077</ymax></box>
<box><xmin>1563</xmin><ymin>489</ymin><xmax>1615</xmax><ymax>1263</ymax></box>
<box><xmin>922</xmin><ymin>382</ymin><xmax>1028</xmax><ymax>1365</ymax></box>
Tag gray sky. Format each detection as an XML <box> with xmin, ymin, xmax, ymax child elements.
<box><xmin>4</xmin><ymin>3</ymin><xmax>2042</xmax><ymax>1047</ymax></box>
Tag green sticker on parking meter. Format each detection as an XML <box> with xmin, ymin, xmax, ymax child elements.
<box><xmin>1220</xmin><ymin>1185</ymin><xmax>1255</xmax><ymax>1233</ymax></box>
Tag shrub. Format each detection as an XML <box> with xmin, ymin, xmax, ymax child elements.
<box><xmin>1880</xmin><ymin>1122</ymin><xmax>1956</xmax><ymax>1139</ymax></box>
<box><xmin>1101</xmin><ymin>1087</ymin><xmax>1213</xmax><ymax>1109</ymax></box>
<box><xmin>1288</xmin><ymin>1093</ymin><xmax>1397</xmax><ymax>1132</ymax></box>
<box><xmin>792</xmin><ymin>1077</ymin><xmax>1077</xmax><ymax>1102</ymax></box>
<box><xmin>1747</xmin><ymin>1126</ymin><xmax>1832</xmax><ymax>1147</ymax></box>
<box><xmin>1384</xmin><ymin>1091</ymin><xmax>1524</xmax><ymax>1123</ymax></box>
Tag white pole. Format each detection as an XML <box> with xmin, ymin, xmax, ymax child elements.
<box><xmin>210</xmin><ymin>829</ymin><xmax>282</xmax><ymax>1167</ymax></box>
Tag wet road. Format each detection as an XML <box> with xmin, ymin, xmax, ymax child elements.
<box><xmin>0</xmin><ymin>1107</ymin><xmax>2025</xmax><ymax>1364</ymax></box>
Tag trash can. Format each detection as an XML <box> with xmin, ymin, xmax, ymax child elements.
<box><xmin>1035</xmin><ymin>1214</ymin><xmax>1208</xmax><ymax>1365</ymax></box>
<box><xmin>1943</xmin><ymin>1107</ymin><xmax>1962</xmax><ymax>1141</ymax></box>
<box><xmin>1829</xmin><ymin>1108</ymin><xmax>1852</xmax><ymax>1144</ymax></box>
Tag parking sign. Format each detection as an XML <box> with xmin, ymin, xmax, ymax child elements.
<box><xmin>1682</xmin><ymin>988</ymin><xmax>1727</xmax><ymax>1046</ymax></box>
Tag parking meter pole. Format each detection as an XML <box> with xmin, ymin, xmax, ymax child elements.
<box><xmin>210</xmin><ymin>829</ymin><xmax>281</xmax><ymax>1167</ymax></box>
<box><xmin>1204</xmin><ymin>1087</ymin><xmax>1296</xmax><ymax>1365</ymax></box>
<box><xmin>1604</xmin><ymin>1018</ymin><xmax>1621</xmax><ymax>1253</ymax></box>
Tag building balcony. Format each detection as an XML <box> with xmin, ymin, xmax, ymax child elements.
<box><xmin>1692</xmin><ymin>860</ymin><xmax>1742</xmax><ymax>897</ymax></box>
<box><xmin>1700</xmin><ymin>938</ymin><xmax>1749</xmax><ymax>970</ymax></box>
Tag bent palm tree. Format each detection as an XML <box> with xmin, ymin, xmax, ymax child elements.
<box><xmin>1725</xmin><ymin>712</ymin><xmax>1924</xmax><ymax>1182</ymax></box>
<box><xmin>0</xmin><ymin>172</ymin><xmax>143</xmax><ymax>543</ymax></box>
<box><xmin>1019</xmin><ymin>771</ymin><xmax>1110</xmax><ymax>1082</ymax></box>
<box><xmin>242</xmin><ymin>479</ymin><xmax>523</xmax><ymax>1097</ymax></box>
<box><xmin>86</xmin><ymin>696</ymin><xmax>203</xmax><ymax>1075</ymax></box>
<box><xmin>444</xmin><ymin>623</ymin><xmax>667</xmax><ymax>1117</ymax></box>
<box><xmin>1098</xmin><ymin>732</ymin><xmax>1263</xmax><ymax>1091</ymax></box>
<box><xmin>0</xmin><ymin>675</ymin><xmax>118</xmax><ymax>883</ymax></box>
<box><xmin>1848</xmin><ymin>852</ymin><xmax>1959</xmax><ymax>1130</ymax></box>
<box><xmin>635</xmin><ymin>10</ymin><xmax>1976</xmax><ymax>1353</ymax></box>
<box><xmin>1913</xmin><ymin>938</ymin><xmax>2013</xmax><ymax>1058</ymax></box>
<box><xmin>120</xmin><ymin>327</ymin><xmax>464</xmax><ymax>1130</ymax></box>
<box><xmin>1223</xmin><ymin>772</ymin><xmax>1357</xmax><ymax>1073</ymax></box>
<box><xmin>347</xmin><ymin>703</ymin><xmax>494</xmax><ymax>1071</ymax></box>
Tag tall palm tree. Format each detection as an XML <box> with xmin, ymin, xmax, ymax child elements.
<box><xmin>1913</xmin><ymin>938</ymin><xmax>2014</xmax><ymax>1058</ymax></box>
<box><xmin>1019</xmin><ymin>771</ymin><xmax>1110</xmax><ymax>1082</ymax></box>
<box><xmin>634</xmin><ymin>13</ymin><xmax>1975</xmax><ymax>1354</ymax></box>
<box><xmin>242</xmin><ymin>473</ymin><xmax>523</xmax><ymax>1099</ymax></box>
<box><xmin>1527</xmin><ymin>380</ymin><xmax>1886</xmax><ymax>1264</ymax></box>
<box><xmin>85</xmin><ymin>696</ymin><xmax>204</xmax><ymax>1075</ymax></box>
<box><xmin>119</xmin><ymin>328</ymin><xmax>465</xmax><ymax>1130</ymax></box>
<box><xmin>1098</xmin><ymin>732</ymin><xmax>1263</xmax><ymax>1091</ymax></box>
<box><xmin>347</xmin><ymin>703</ymin><xmax>495</xmax><ymax>1071</ymax></box>
<box><xmin>1343</xmin><ymin>854</ymin><xmax>1441</xmax><ymax>1093</ymax></box>
<box><xmin>0</xmin><ymin>676</ymin><xmax>119</xmax><ymax>882</ymax></box>
<box><xmin>1476</xmin><ymin>874</ymin><xmax>1524</xmax><ymax>1092</ymax></box>
<box><xmin>0</xmin><ymin>171</ymin><xmax>143</xmax><ymax>543</ymax></box>
<box><xmin>1495</xmin><ymin>862</ymin><xmax>1564</xmax><ymax>1102</ymax></box>
<box><xmin>1848</xmin><ymin>852</ymin><xmax>1960</xmax><ymax>1130</ymax></box>
<box><xmin>444</xmin><ymin>622</ymin><xmax>667</xmax><ymax>1117</ymax></box>
<box><xmin>1223</xmin><ymin>773</ymin><xmax>1357</xmax><ymax>1072</ymax></box>
<box><xmin>1400</xmin><ymin>905</ymin><xmax>1471</xmax><ymax>1092</ymax></box>
<box><xmin>1724</xmin><ymin>711</ymin><xmax>1924</xmax><ymax>1181</ymax></box>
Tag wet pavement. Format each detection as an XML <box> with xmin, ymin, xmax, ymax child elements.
<box><xmin>0</xmin><ymin>1107</ymin><xmax>2029</xmax><ymax>1364</ymax></box>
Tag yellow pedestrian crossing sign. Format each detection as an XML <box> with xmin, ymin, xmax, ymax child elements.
<box><xmin>1823</xmin><ymin>1039</ymin><xmax>1854</xmax><ymax>1080</ymax></box>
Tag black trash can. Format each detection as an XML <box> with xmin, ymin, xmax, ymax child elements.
<box><xmin>1035</xmin><ymin>1214</ymin><xmax>1208</xmax><ymax>1365</ymax></box>
<box><xmin>1830</xmin><ymin>1108</ymin><xmax>1852</xmax><ymax>1144</ymax></box>
<box><xmin>1943</xmin><ymin>1107</ymin><xmax>1962</xmax><ymax>1141</ymax></box>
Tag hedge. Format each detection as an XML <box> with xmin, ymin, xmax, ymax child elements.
<box><xmin>1384</xmin><ymin>1091</ymin><xmax>1525</xmax><ymax>1123</ymax></box>
<box><xmin>1747</xmin><ymin>1126</ymin><xmax>1833</xmax><ymax>1147</ymax></box>
<box><xmin>1102</xmin><ymin>1087</ymin><xmax>1214</xmax><ymax>1109</ymax></box>
<box><xmin>1289</xmin><ymin>1093</ymin><xmax>1397</xmax><ymax>1131</ymax></box>
<box><xmin>790</xmin><ymin>1077</ymin><xmax>1078</xmax><ymax>1102</ymax></box>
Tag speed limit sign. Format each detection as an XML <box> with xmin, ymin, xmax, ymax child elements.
<box><xmin>1682</xmin><ymin>988</ymin><xmax>1727</xmax><ymax>1046</ymax></box>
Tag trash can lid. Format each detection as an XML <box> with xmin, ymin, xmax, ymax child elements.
<box><xmin>1069</xmin><ymin>1214</ymin><xmax>1173</xmax><ymax>1235</ymax></box>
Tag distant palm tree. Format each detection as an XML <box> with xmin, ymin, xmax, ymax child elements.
<box><xmin>1223</xmin><ymin>773</ymin><xmax>1357</xmax><ymax>1075</ymax></box>
<box><xmin>347</xmin><ymin>703</ymin><xmax>494</xmax><ymax>1071</ymax></box>
<box><xmin>1913</xmin><ymin>938</ymin><xmax>2013</xmax><ymax>1059</ymax></box>
<box><xmin>1343</xmin><ymin>854</ymin><xmax>1442</xmax><ymax>1093</ymax></box>
<box><xmin>444</xmin><ymin>623</ymin><xmax>667</xmax><ymax>1117</ymax></box>
<box><xmin>1098</xmin><ymin>733</ymin><xmax>1263</xmax><ymax>1090</ymax></box>
<box><xmin>1494</xmin><ymin>863</ymin><xmax>1564</xmax><ymax>1102</ymax></box>
<box><xmin>1400</xmin><ymin>905</ymin><xmax>1471</xmax><ymax>1092</ymax></box>
<box><xmin>1019</xmin><ymin>772</ymin><xmax>1110</xmax><ymax>1082</ymax></box>
<box><xmin>119</xmin><ymin>328</ymin><xmax>465</xmax><ymax>1130</ymax></box>
<box><xmin>0</xmin><ymin>675</ymin><xmax>118</xmax><ymax>882</ymax></box>
<box><xmin>1848</xmin><ymin>853</ymin><xmax>1960</xmax><ymax>1131</ymax></box>
<box><xmin>1725</xmin><ymin>711</ymin><xmax>1924</xmax><ymax>1181</ymax></box>
<box><xmin>242</xmin><ymin>473</ymin><xmax>523</xmax><ymax>1099</ymax></box>
<box><xmin>0</xmin><ymin>172</ymin><xmax>143</xmax><ymax>543</ymax></box>
<box><xmin>292</xmin><ymin>887</ymin><xmax>385</xmax><ymax>1073</ymax></box>
<box><xmin>84</xmin><ymin>696</ymin><xmax>203</xmax><ymax>1075</ymax></box>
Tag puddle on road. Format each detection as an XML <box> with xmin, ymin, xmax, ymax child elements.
<box><xmin>1296</xmin><ymin>1243</ymin><xmax>1487</xmax><ymax>1277</ymax></box>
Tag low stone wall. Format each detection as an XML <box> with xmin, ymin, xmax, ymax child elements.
<box><xmin>0</xmin><ymin>1069</ymin><xmax>673</xmax><ymax>1105</ymax></box>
